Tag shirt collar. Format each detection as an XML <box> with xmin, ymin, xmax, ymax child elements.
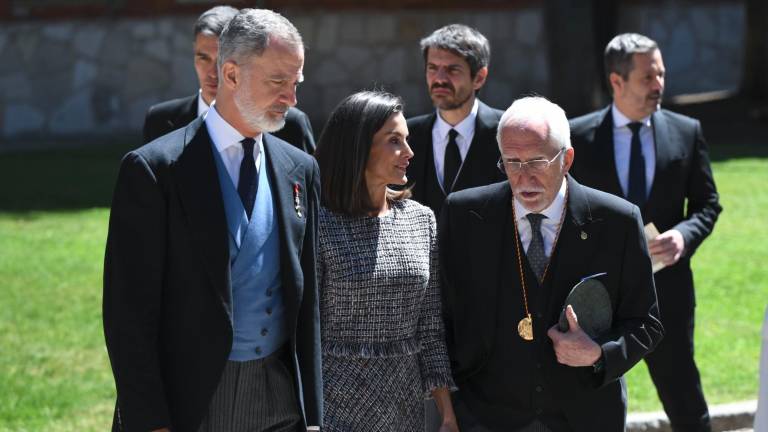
<box><xmin>205</xmin><ymin>103</ymin><xmax>262</xmax><ymax>154</ymax></box>
<box><xmin>611</xmin><ymin>103</ymin><xmax>651</xmax><ymax>130</ymax></box>
<box><xmin>434</xmin><ymin>98</ymin><xmax>479</xmax><ymax>141</ymax></box>
<box><xmin>514</xmin><ymin>177</ymin><xmax>568</xmax><ymax>224</ymax></box>
<box><xmin>197</xmin><ymin>89</ymin><xmax>211</xmax><ymax>117</ymax></box>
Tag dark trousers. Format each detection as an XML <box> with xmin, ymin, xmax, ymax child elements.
<box><xmin>453</xmin><ymin>395</ymin><xmax>553</xmax><ymax>432</ymax></box>
<box><xmin>198</xmin><ymin>348</ymin><xmax>302</xmax><ymax>432</ymax></box>
<box><xmin>645</xmin><ymin>280</ymin><xmax>711</xmax><ymax>432</ymax></box>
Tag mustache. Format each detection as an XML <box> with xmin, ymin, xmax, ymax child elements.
<box><xmin>431</xmin><ymin>82</ymin><xmax>455</xmax><ymax>92</ymax></box>
<box><xmin>514</xmin><ymin>187</ymin><xmax>545</xmax><ymax>194</ymax></box>
<box><xmin>269</xmin><ymin>104</ymin><xmax>289</xmax><ymax>114</ymax></box>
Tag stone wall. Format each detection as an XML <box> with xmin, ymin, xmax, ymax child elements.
<box><xmin>617</xmin><ymin>2</ymin><xmax>744</xmax><ymax>97</ymax></box>
<box><xmin>0</xmin><ymin>3</ymin><xmax>745</xmax><ymax>145</ymax></box>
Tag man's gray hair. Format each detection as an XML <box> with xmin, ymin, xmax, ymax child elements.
<box><xmin>194</xmin><ymin>5</ymin><xmax>238</xmax><ymax>38</ymax></box>
<box><xmin>604</xmin><ymin>33</ymin><xmax>659</xmax><ymax>83</ymax></box>
<box><xmin>420</xmin><ymin>24</ymin><xmax>490</xmax><ymax>77</ymax></box>
<box><xmin>218</xmin><ymin>8</ymin><xmax>304</xmax><ymax>72</ymax></box>
<box><xmin>497</xmin><ymin>96</ymin><xmax>571</xmax><ymax>152</ymax></box>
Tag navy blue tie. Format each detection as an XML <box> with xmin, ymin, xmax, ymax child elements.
<box><xmin>627</xmin><ymin>122</ymin><xmax>646</xmax><ymax>208</ymax></box>
<box><xmin>238</xmin><ymin>138</ymin><xmax>258</xmax><ymax>219</ymax></box>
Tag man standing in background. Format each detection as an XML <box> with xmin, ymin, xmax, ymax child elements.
<box><xmin>406</xmin><ymin>24</ymin><xmax>505</xmax><ymax>219</ymax></box>
<box><xmin>569</xmin><ymin>33</ymin><xmax>722</xmax><ymax>432</ymax></box>
<box><xmin>142</xmin><ymin>5</ymin><xmax>316</xmax><ymax>154</ymax></box>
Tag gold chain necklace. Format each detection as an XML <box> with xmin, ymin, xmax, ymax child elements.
<box><xmin>511</xmin><ymin>186</ymin><xmax>568</xmax><ymax>341</ymax></box>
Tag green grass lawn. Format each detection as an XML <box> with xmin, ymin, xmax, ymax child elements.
<box><xmin>0</xmin><ymin>142</ymin><xmax>765</xmax><ymax>429</ymax></box>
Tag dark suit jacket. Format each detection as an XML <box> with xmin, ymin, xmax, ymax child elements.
<box><xmin>440</xmin><ymin>176</ymin><xmax>664</xmax><ymax>431</ymax></box>
<box><xmin>569</xmin><ymin>107</ymin><xmax>721</xmax><ymax>309</ymax></box>
<box><xmin>103</xmin><ymin>117</ymin><xmax>322</xmax><ymax>431</ymax></box>
<box><xmin>406</xmin><ymin>100</ymin><xmax>506</xmax><ymax>217</ymax></box>
<box><xmin>142</xmin><ymin>93</ymin><xmax>316</xmax><ymax>154</ymax></box>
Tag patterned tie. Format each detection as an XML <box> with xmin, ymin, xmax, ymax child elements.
<box><xmin>627</xmin><ymin>122</ymin><xmax>646</xmax><ymax>208</ymax></box>
<box><xmin>526</xmin><ymin>213</ymin><xmax>548</xmax><ymax>280</ymax></box>
<box><xmin>443</xmin><ymin>129</ymin><xmax>461</xmax><ymax>193</ymax></box>
<box><xmin>238</xmin><ymin>137</ymin><xmax>258</xmax><ymax>219</ymax></box>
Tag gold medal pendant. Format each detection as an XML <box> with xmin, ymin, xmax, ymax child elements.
<box><xmin>517</xmin><ymin>314</ymin><xmax>534</xmax><ymax>341</ymax></box>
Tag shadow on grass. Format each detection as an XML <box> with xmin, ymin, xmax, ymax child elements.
<box><xmin>0</xmin><ymin>138</ymin><xmax>139</xmax><ymax>212</ymax></box>
<box><xmin>1</xmin><ymin>101</ymin><xmax>767</xmax><ymax>213</ymax></box>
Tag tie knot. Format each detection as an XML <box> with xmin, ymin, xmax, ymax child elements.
<box><xmin>526</xmin><ymin>213</ymin><xmax>546</xmax><ymax>230</ymax></box>
<box><xmin>240</xmin><ymin>137</ymin><xmax>256</xmax><ymax>156</ymax></box>
<box><xmin>448</xmin><ymin>129</ymin><xmax>459</xmax><ymax>142</ymax></box>
<box><xmin>627</xmin><ymin>122</ymin><xmax>643</xmax><ymax>135</ymax></box>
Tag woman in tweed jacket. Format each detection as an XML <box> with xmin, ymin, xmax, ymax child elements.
<box><xmin>314</xmin><ymin>91</ymin><xmax>458</xmax><ymax>432</ymax></box>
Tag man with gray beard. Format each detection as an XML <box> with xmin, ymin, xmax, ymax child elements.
<box><xmin>104</xmin><ymin>9</ymin><xmax>322</xmax><ymax>432</ymax></box>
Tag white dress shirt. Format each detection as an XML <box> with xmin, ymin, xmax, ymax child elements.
<box><xmin>431</xmin><ymin>98</ymin><xmax>479</xmax><ymax>192</ymax></box>
<box><xmin>612</xmin><ymin>104</ymin><xmax>656</xmax><ymax>198</ymax></box>
<box><xmin>204</xmin><ymin>103</ymin><xmax>262</xmax><ymax>188</ymax></box>
<box><xmin>514</xmin><ymin>178</ymin><xmax>567</xmax><ymax>259</ymax></box>
<box><xmin>197</xmin><ymin>89</ymin><xmax>211</xmax><ymax>117</ymax></box>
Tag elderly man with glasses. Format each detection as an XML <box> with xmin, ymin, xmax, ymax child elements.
<box><xmin>439</xmin><ymin>96</ymin><xmax>664</xmax><ymax>432</ymax></box>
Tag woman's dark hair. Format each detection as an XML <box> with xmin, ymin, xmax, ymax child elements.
<box><xmin>315</xmin><ymin>90</ymin><xmax>411</xmax><ymax>216</ymax></box>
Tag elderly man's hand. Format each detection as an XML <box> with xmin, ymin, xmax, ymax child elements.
<box><xmin>547</xmin><ymin>305</ymin><xmax>602</xmax><ymax>367</ymax></box>
<box><xmin>648</xmin><ymin>228</ymin><xmax>685</xmax><ymax>266</ymax></box>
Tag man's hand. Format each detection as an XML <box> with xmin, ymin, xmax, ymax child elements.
<box><xmin>648</xmin><ymin>228</ymin><xmax>685</xmax><ymax>266</ymax></box>
<box><xmin>547</xmin><ymin>305</ymin><xmax>602</xmax><ymax>367</ymax></box>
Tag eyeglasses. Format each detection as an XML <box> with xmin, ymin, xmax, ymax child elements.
<box><xmin>497</xmin><ymin>147</ymin><xmax>566</xmax><ymax>174</ymax></box>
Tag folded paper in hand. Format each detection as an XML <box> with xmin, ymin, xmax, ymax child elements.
<box><xmin>557</xmin><ymin>273</ymin><xmax>612</xmax><ymax>339</ymax></box>
<box><xmin>644</xmin><ymin>222</ymin><xmax>667</xmax><ymax>274</ymax></box>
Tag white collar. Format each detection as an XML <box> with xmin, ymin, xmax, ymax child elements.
<box><xmin>434</xmin><ymin>98</ymin><xmax>479</xmax><ymax>140</ymax></box>
<box><xmin>514</xmin><ymin>177</ymin><xmax>568</xmax><ymax>224</ymax></box>
<box><xmin>611</xmin><ymin>103</ymin><xmax>651</xmax><ymax>130</ymax></box>
<box><xmin>204</xmin><ymin>104</ymin><xmax>262</xmax><ymax>153</ymax></box>
<box><xmin>197</xmin><ymin>89</ymin><xmax>211</xmax><ymax>117</ymax></box>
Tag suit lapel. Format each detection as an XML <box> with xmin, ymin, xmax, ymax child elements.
<box><xmin>263</xmin><ymin>135</ymin><xmax>305</xmax><ymax>310</ymax></box>
<box><xmin>173</xmin><ymin>117</ymin><xmax>232</xmax><ymax>313</ymax></box>
<box><xmin>646</xmin><ymin>110</ymin><xmax>681</xmax><ymax>215</ymax></box>
<box><xmin>454</xmin><ymin>101</ymin><xmax>499</xmax><ymax>192</ymax></box>
<box><xmin>545</xmin><ymin>176</ymin><xmax>601</xmax><ymax>320</ymax></box>
<box><xmin>593</xmin><ymin>108</ymin><xmax>625</xmax><ymax>198</ymax></box>
<box><xmin>473</xmin><ymin>183</ymin><xmax>511</xmax><ymax>351</ymax></box>
<box><xmin>407</xmin><ymin>113</ymin><xmax>437</xmax><ymax>201</ymax></box>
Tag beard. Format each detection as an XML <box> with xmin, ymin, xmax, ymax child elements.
<box><xmin>233</xmin><ymin>77</ymin><xmax>288</xmax><ymax>133</ymax></box>
<box><xmin>430</xmin><ymin>82</ymin><xmax>473</xmax><ymax>111</ymax></box>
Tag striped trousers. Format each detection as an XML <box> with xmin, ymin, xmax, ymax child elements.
<box><xmin>197</xmin><ymin>347</ymin><xmax>303</xmax><ymax>432</ymax></box>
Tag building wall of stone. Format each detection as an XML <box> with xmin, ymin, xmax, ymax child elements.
<box><xmin>0</xmin><ymin>3</ymin><xmax>744</xmax><ymax>144</ymax></box>
<box><xmin>617</xmin><ymin>2</ymin><xmax>744</xmax><ymax>97</ymax></box>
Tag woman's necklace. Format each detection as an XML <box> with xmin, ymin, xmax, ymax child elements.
<box><xmin>511</xmin><ymin>187</ymin><xmax>568</xmax><ymax>341</ymax></box>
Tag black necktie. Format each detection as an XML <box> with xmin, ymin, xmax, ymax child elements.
<box><xmin>238</xmin><ymin>137</ymin><xmax>258</xmax><ymax>219</ymax></box>
<box><xmin>525</xmin><ymin>213</ymin><xmax>547</xmax><ymax>280</ymax></box>
<box><xmin>627</xmin><ymin>122</ymin><xmax>646</xmax><ymax>208</ymax></box>
<box><xmin>443</xmin><ymin>129</ymin><xmax>461</xmax><ymax>193</ymax></box>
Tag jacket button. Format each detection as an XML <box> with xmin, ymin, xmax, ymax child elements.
<box><xmin>535</xmin><ymin>385</ymin><xmax>543</xmax><ymax>392</ymax></box>
<box><xmin>266</xmin><ymin>307</ymin><xmax>272</xmax><ymax>315</ymax></box>
<box><xmin>266</xmin><ymin>289</ymin><xmax>273</xmax><ymax>297</ymax></box>
<box><xmin>261</xmin><ymin>328</ymin><xmax>268</xmax><ymax>336</ymax></box>
<box><xmin>255</xmin><ymin>346</ymin><xmax>262</xmax><ymax>355</ymax></box>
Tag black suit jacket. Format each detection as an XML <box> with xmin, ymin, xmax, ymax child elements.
<box><xmin>440</xmin><ymin>176</ymin><xmax>664</xmax><ymax>431</ymax></box>
<box><xmin>142</xmin><ymin>93</ymin><xmax>316</xmax><ymax>154</ymax></box>
<box><xmin>406</xmin><ymin>100</ymin><xmax>506</xmax><ymax>217</ymax></box>
<box><xmin>103</xmin><ymin>117</ymin><xmax>322</xmax><ymax>431</ymax></box>
<box><xmin>569</xmin><ymin>107</ymin><xmax>721</xmax><ymax>308</ymax></box>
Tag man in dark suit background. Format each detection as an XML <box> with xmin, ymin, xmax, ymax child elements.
<box><xmin>440</xmin><ymin>96</ymin><xmax>663</xmax><ymax>431</ymax></box>
<box><xmin>569</xmin><ymin>33</ymin><xmax>722</xmax><ymax>432</ymax></box>
<box><xmin>406</xmin><ymin>24</ymin><xmax>505</xmax><ymax>218</ymax></box>
<box><xmin>104</xmin><ymin>9</ymin><xmax>321</xmax><ymax>432</ymax></box>
<box><xmin>142</xmin><ymin>5</ymin><xmax>316</xmax><ymax>154</ymax></box>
